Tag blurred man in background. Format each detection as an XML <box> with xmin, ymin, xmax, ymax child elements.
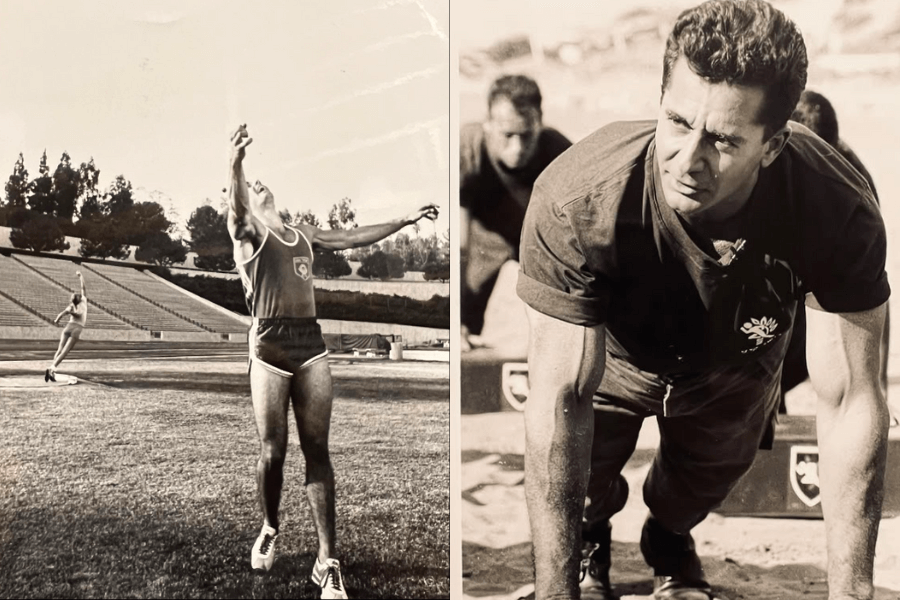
<box><xmin>459</xmin><ymin>74</ymin><xmax>571</xmax><ymax>350</ymax></box>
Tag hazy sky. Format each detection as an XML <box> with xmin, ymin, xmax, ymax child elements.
<box><xmin>0</xmin><ymin>0</ymin><xmax>449</xmax><ymax>235</ymax></box>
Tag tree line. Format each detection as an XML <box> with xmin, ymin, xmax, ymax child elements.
<box><xmin>0</xmin><ymin>152</ymin><xmax>450</xmax><ymax>281</ymax></box>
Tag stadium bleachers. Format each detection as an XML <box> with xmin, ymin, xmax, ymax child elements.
<box><xmin>0</xmin><ymin>254</ymin><xmax>133</xmax><ymax>330</ymax></box>
<box><xmin>85</xmin><ymin>263</ymin><xmax>247</xmax><ymax>333</ymax></box>
<box><xmin>14</xmin><ymin>255</ymin><xmax>204</xmax><ymax>333</ymax></box>
<box><xmin>0</xmin><ymin>293</ymin><xmax>49</xmax><ymax>327</ymax></box>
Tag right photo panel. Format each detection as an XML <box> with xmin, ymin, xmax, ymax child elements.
<box><xmin>457</xmin><ymin>1</ymin><xmax>900</xmax><ymax>599</ymax></box>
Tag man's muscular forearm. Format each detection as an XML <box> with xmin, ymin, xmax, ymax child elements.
<box><xmin>818</xmin><ymin>395</ymin><xmax>888</xmax><ymax>599</ymax></box>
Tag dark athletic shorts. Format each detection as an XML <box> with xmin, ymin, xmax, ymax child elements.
<box><xmin>248</xmin><ymin>317</ymin><xmax>328</xmax><ymax>378</ymax></box>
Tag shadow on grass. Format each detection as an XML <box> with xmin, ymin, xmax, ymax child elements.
<box><xmin>0</xmin><ymin>504</ymin><xmax>448</xmax><ymax>599</ymax></box>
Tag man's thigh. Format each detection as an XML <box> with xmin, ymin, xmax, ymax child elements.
<box><xmin>290</xmin><ymin>358</ymin><xmax>334</xmax><ymax>441</ymax></box>
<box><xmin>250</xmin><ymin>361</ymin><xmax>293</xmax><ymax>446</ymax></box>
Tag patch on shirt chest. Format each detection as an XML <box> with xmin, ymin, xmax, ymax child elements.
<box><xmin>292</xmin><ymin>256</ymin><xmax>311</xmax><ymax>280</ymax></box>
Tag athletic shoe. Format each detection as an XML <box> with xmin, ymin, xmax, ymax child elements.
<box><xmin>47</xmin><ymin>370</ymin><xmax>56</xmax><ymax>382</ymax></box>
<box><xmin>44</xmin><ymin>369</ymin><xmax>50</xmax><ymax>382</ymax></box>
<box><xmin>580</xmin><ymin>523</ymin><xmax>615</xmax><ymax>600</ymax></box>
<box><xmin>640</xmin><ymin>516</ymin><xmax>714</xmax><ymax>599</ymax></box>
<box><xmin>311</xmin><ymin>557</ymin><xmax>348</xmax><ymax>599</ymax></box>
<box><xmin>250</xmin><ymin>524</ymin><xmax>278</xmax><ymax>571</ymax></box>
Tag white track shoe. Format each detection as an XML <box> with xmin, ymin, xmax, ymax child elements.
<box><xmin>311</xmin><ymin>557</ymin><xmax>349</xmax><ymax>599</ymax></box>
<box><xmin>250</xmin><ymin>524</ymin><xmax>278</xmax><ymax>571</ymax></box>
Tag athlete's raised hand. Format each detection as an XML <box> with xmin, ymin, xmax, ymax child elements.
<box><xmin>405</xmin><ymin>203</ymin><xmax>440</xmax><ymax>225</ymax></box>
<box><xmin>230</xmin><ymin>124</ymin><xmax>253</xmax><ymax>165</ymax></box>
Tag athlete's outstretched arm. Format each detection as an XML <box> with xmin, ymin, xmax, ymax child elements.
<box><xmin>806</xmin><ymin>295</ymin><xmax>888</xmax><ymax>600</ymax></box>
<box><xmin>524</xmin><ymin>305</ymin><xmax>606</xmax><ymax>600</ymax></box>
<box><xmin>311</xmin><ymin>204</ymin><xmax>439</xmax><ymax>251</ymax></box>
<box><xmin>226</xmin><ymin>124</ymin><xmax>256</xmax><ymax>241</ymax></box>
<box><xmin>76</xmin><ymin>270</ymin><xmax>86</xmax><ymax>300</ymax></box>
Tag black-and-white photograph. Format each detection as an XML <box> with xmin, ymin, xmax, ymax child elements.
<box><xmin>0</xmin><ymin>1</ymin><xmax>449</xmax><ymax>598</ymax></box>
<box><xmin>457</xmin><ymin>0</ymin><xmax>900</xmax><ymax>599</ymax></box>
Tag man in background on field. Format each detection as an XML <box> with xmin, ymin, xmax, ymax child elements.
<box><xmin>459</xmin><ymin>74</ymin><xmax>571</xmax><ymax>350</ymax></box>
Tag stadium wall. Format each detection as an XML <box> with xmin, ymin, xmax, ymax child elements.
<box><xmin>0</xmin><ymin>326</ymin><xmax>246</xmax><ymax>343</ymax></box>
<box><xmin>317</xmin><ymin>319</ymin><xmax>448</xmax><ymax>346</ymax></box>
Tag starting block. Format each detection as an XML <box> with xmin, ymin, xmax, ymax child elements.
<box><xmin>716</xmin><ymin>414</ymin><xmax>900</xmax><ymax>518</ymax></box>
<box><xmin>461</xmin><ymin>348</ymin><xmax>528</xmax><ymax>414</ymax></box>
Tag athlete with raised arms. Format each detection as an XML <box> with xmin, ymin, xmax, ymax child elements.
<box><xmin>46</xmin><ymin>270</ymin><xmax>87</xmax><ymax>382</ymax></box>
<box><xmin>227</xmin><ymin>124</ymin><xmax>438</xmax><ymax>599</ymax></box>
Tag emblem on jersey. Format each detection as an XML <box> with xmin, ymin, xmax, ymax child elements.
<box><xmin>790</xmin><ymin>445</ymin><xmax>820</xmax><ymax>507</ymax></box>
<box><xmin>740</xmin><ymin>316</ymin><xmax>778</xmax><ymax>346</ymax></box>
<box><xmin>293</xmin><ymin>256</ymin><xmax>311</xmax><ymax>280</ymax></box>
<box><xmin>500</xmin><ymin>362</ymin><xmax>530</xmax><ymax>412</ymax></box>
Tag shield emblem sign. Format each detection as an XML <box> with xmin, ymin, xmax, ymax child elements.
<box><xmin>501</xmin><ymin>362</ymin><xmax>530</xmax><ymax>412</ymax></box>
<box><xmin>790</xmin><ymin>444</ymin><xmax>821</xmax><ymax>508</ymax></box>
<box><xmin>293</xmin><ymin>257</ymin><xmax>311</xmax><ymax>280</ymax></box>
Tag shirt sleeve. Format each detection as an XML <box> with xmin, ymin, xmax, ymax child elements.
<box><xmin>805</xmin><ymin>201</ymin><xmax>890</xmax><ymax>313</ymax></box>
<box><xmin>516</xmin><ymin>177</ymin><xmax>610</xmax><ymax>327</ymax></box>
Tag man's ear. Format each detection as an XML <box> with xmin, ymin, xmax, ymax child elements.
<box><xmin>761</xmin><ymin>125</ymin><xmax>792</xmax><ymax>168</ymax></box>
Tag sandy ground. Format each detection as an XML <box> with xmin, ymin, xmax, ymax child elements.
<box><xmin>462</xmin><ymin>404</ymin><xmax>900</xmax><ymax>600</ymax></box>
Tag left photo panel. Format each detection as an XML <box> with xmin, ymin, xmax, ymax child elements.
<box><xmin>0</xmin><ymin>2</ymin><xmax>450</xmax><ymax>599</ymax></box>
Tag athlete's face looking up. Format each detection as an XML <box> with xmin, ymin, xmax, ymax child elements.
<box><xmin>248</xmin><ymin>180</ymin><xmax>275</xmax><ymax>211</ymax></box>
<box><xmin>484</xmin><ymin>98</ymin><xmax>542</xmax><ymax>171</ymax></box>
<box><xmin>655</xmin><ymin>56</ymin><xmax>790</xmax><ymax>224</ymax></box>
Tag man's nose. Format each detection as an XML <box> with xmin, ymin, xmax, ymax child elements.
<box><xmin>506</xmin><ymin>136</ymin><xmax>525</xmax><ymax>156</ymax></box>
<box><xmin>672</xmin><ymin>131</ymin><xmax>707</xmax><ymax>177</ymax></box>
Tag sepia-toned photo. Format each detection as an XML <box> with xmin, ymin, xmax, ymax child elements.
<box><xmin>457</xmin><ymin>1</ymin><xmax>900</xmax><ymax>599</ymax></box>
<box><xmin>0</xmin><ymin>2</ymin><xmax>449</xmax><ymax>598</ymax></box>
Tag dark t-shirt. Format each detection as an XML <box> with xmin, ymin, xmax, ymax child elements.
<box><xmin>517</xmin><ymin>120</ymin><xmax>889</xmax><ymax>374</ymax></box>
<box><xmin>460</xmin><ymin>122</ymin><xmax>572</xmax><ymax>259</ymax></box>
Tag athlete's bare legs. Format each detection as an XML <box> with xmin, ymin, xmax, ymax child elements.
<box><xmin>290</xmin><ymin>358</ymin><xmax>336</xmax><ymax>563</ymax></box>
<box><xmin>249</xmin><ymin>356</ymin><xmax>337</xmax><ymax>563</ymax></box>
<box><xmin>249</xmin><ymin>362</ymin><xmax>292</xmax><ymax>531</ymax></box>
<box><xmin>51</xmin><ymin>334</ymin><xmax>78</xmax><ymax>371</ymax></box>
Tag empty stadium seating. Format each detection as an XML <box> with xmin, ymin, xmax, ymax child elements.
<box><xmin>0</xmin><ymin>293</ymin><xmax>48</xmax><ymax>327</ymax></box>
<box><xmin>85</xmin><ymin>263</ymin><xmax>247</xmax><ymax>333</ymax></box>
<box><xmin>14</xmin><ymin>255</ymin><xmax>205</xmax><ymax>333</ymax></box>
<box><xmin>0</xmin><ymin>254</ymin><xmax>133</xmax><ymax>330</ymax></box>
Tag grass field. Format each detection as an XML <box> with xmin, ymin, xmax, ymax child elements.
<box><xmin>0</xmin><ymin>350</ymin><xmax>449</xmax><ymax>599</ymax></box>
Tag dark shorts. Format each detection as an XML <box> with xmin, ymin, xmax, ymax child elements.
<box><xmin>249</xmin><ymin>317</ymin><xmax>328</xmax><ymax>378</ymax></box>
<box><xmin>63</xmin><ymin>322</ymin><xmax>84</xmax><ymax>340</ymax></box>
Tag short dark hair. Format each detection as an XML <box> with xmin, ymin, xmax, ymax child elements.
<box><xmin>791</xmin><ymin>90</ymin><xmax>839</xmax><ymax>146</ymax></box>
<box><xmin>487</xmin><ymin>74</ymin><xmax>542</xmax><ymax>116</ymax></box>
<box><xmin>661</xmin><ymin>0</ymin><xmax>808</xmax><ymax>139</ymax></box>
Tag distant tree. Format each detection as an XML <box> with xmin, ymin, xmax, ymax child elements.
<box><xmin>10</xmin><ymin>212</ymin><xmax>71</xmax><ymax>252</ymax></box>
<box><xmin>5</xmin><ymin>153</ymin><xmax>29</xmax><ymax>208</ymax></box>
<box><xmin>327</xmin><ymin>197</ymin><xmax>357</xmax><ymax>230</ymax></box>
<box><xmin>386</xmin><ymin>252</ymin><xmax>406</xmax><ymax>279</ymax></box>
<box><xmin>295</xmin><ymin>209</ymin><xmax>322</xmax><ymax>228</ymax></box>
<box><xmin>105</xmin><ymin>175</ymin><xmax>135</xmax><ymax>215</ymax></box>
<box><xmin>423</xmin><ymin>249</ymin><xmax>450</xmax><ymax>282</ymax></box>
<box><xmin>313</xmin><ymin>249</ymin><xmax>352</xmax><ymax>279</ymax></box>
<box><xmin>77</xmin><ymin>213</ymin><xmax>132</xmax><ymax>260</ymax></box>
<box><xmin>135</xmin><ymin>231</ymin><xmax>188</xmax><ymax>266</ymax></box>
<box><xmin>76</xmin><ymin>158</ymin><xmax>101</xmax><ymax>218</ymax></box>
<box><xmin>0</xmin><ymin>154</ymin><xmax>29</xmax><ymax>227</ymax></box>
<box><xmin>122</xmin><ymin>201</ymin><xmax>173</xmax><ymax>247</ymax></box>
<box><xmin>52</xmin><ymin>151</ymin><xmax>79</xmax><ymax>221</ymax></box>
<box><xmin>28</xmin><ymin>150</ymin><xmax>54</xmax><ymax>215</ymax></box>
<box><xmin>75</xmin><ymin>175</ymin><xmax>139</xmax><ymax>260</ymax></box>
<box><xmin>186</xmin><ymin>204</ymin><xmax>235</xmax><ymax>271</ymax></box>
<box><xmin>357</xmin><ymin>250</ymin><xmax>405</xmax><ymax>280</ymax></box>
